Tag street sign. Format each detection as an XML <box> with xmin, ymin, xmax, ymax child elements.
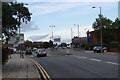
<box><xmin>54</xmin><ymin>38</ymin><xmax>60</xmax><ymax>42</ymax></box>
<box><xmin>16</xmin><ymin>37</ymin><xmax>20</xmax><ymax>41</ymax></box>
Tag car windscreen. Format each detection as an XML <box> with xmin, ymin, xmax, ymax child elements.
<box><xmin>95</xmin><ymin>47</ymin><xmax>102</xmax><ymax>49</ymax></box>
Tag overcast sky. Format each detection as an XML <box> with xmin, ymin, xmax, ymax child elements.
<box><xmin>17</xmin><ymin>0</ymin><xmax>118</xmax><ymax>43</ymax></box>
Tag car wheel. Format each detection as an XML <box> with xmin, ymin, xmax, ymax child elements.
<box><xmin>44</xmin><ymin>54</ymin><xmax>47</xmax><ymax>57</ymax></box>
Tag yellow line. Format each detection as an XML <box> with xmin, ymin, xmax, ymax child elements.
<box><xmin>34</xmin><ymin>61</ymin><xmax>47</xmax><ymax>79</ymax></box>
<box><xmin>25</xmin><ymin>56</ymin><xmax>51</xmax><ymax>80</ymax></box>
<box><xmin>37</xmin><ymin>63</ymin><xmax>51</xmax><ymax>80</ymax></box>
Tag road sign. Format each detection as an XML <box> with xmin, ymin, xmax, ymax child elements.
<box><xmin>54</xmin><ymin>38</ymin><xmax>60</xmax><ymax>42</ymax></box>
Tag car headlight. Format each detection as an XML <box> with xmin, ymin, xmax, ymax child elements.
<box><xmin>43</xmin><ymin>52</ymin><xmax>46</xmax><ymax>54</ymax></box>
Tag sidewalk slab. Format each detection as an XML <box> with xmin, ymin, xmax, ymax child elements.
<box><xmin>2</xmin><ymin>54</ymin><xmax>39</xmax><ymax>79</ymax></box>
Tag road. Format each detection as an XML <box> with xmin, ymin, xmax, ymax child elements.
<box><xmin>28</xmin><ymin>49</ymin><xmax>118</xmax><ymax>79</ymax></box>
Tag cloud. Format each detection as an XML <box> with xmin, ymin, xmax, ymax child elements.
<box><xmin>28</xmin><ymin>34</ymin><xmax>49</xmax><ymax>41</ymax></box>
<box><xmin>20</xmin><ymin>21</ymin><xmax>39</xmax><ymax>32</ymax></box>
<box><xmin>28</xmin><ymin>1</ymin><xmax>117</xmax><ymax>17</ymax></box>
<box><xmin>52</xmin><ymin>25</ymin><xmax>93</xmax><ymax>43</ymax></box>
<box><xmin>25</xmin><ymin>25</ymin><xmax>93</xmax><ymax>43</ymax></box>
<box><xmin>29</xmin><ymin>2</ymin><xmax>84</xmax><ymax>16</ymax></box>
<box><xmin>17</xmin><ymin>0</ymin><xmax>119</xmax><ymax>2</ymax></box>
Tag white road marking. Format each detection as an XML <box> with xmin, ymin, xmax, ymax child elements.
<box><xmin>107</xmin><ymin>61</ymin><xmax>118</xmax><ymax>65</ymax></box>
<box><xmin>73</xmin><ymin>55</ymin><xmax>88</xmax><ymax>59</ymax></box>
<box><xmin>72</xmin><ymin>55</ymin><xmax>119</xmax><ymax>65</ymax></box>
<box><xmin>79</xmin><ymin>56</ymin><xmax>88</xmax><ymax>59</ymax></box>
<box><xmin>90</xmin><ymin>58</ymin><xmax>102</xmax><ymax>62</ymax></box>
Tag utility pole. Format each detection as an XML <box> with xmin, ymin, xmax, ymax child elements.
<box><xmin>18</xmin><ymin>3</ymin><xmax>29</xmax><ymax>58</ymax></box>
<box><xmin>92</xmin><ymin>6</ymin><xmax>103</xmax><ymax>48</ymax></box>
<box><xmin>18</xmin><ymin>11</ymin><xmax>22</xmax><ymax>58</ymax></box>
<box><xmin>71</xmin><ymin>28</ymin><xmax>73</xmax><ymax>42</ymax></box>
<box><xmin>49</xmin><ymin>25</ymin><xmax>55</xmax><ymax>41</ymax></box>
<box><xmin>84</xmin><ymin>28</ymin><xmax>87</xmax><ymax>37</ymax></box>
<box><xmin>74</xmin><ymin>24</ymin><xmax>80</xmax><ymax>37</ymax></box>
<box><xmin>78</xmin><ymin>25</ymin><xmax>79</xmax><ymax>37</ymax></box>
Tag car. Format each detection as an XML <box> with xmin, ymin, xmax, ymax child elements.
<box><xmin>15</xmin><ymin>50</ymin><xmax>21</xmax><ymax>54</ymax></box>
<box><xmin>36</xmin><ymin>49</ymin><xmax>47</xmax><ymax>57</ymax></box>
<box><xmin>25</xmin><ymin>50</ymin><xmax>32</xmax><ymax>55</ymax></box>
<box><xmin>93</xmin><ymin>46</ymin><xmax>104</xmax><ymax>53</ymax></box>
<box><xmin>62</xmin><ymin>47</ymin><xmax>67</xmax><ymax>49</ymax></box>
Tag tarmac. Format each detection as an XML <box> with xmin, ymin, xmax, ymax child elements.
<box><xmin>49</xmin><ymin>48</ymin><xmax>119</xmax><ymax>56</ymax></box>
<box><xmin>2</xmin><ymin>54</ymin><xmax>40</xmax><ymax>80</ymax></box>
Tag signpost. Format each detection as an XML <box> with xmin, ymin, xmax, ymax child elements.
<box><xmin>54</xmin><ymin>37</ymin><xmax>61</xmax><ymax>45</ymax></box>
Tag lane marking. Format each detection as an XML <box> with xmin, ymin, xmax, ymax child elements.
<box><xmin>71</xmin><ymin>55</ymin><xmax>119</xmax><ymax>65</ymax></box>
<box><xmin>25</xmin><ymin>56</ymin><xmax>41</xmax><ymax>79</ymax></box>
<box><xmin>37</xmin><ymin>63</ymin><xmax>51</xmax><ymax>80</ymax></box>
<box><xmin>107</xmin><ymin>61</ymin><xmax>119</xmax><ymax>65</ymax></box>
<box><xmin>25</xmin><ymin>56</ymin><xmax>51</xmax><ymax>80</ymax></box>
<box><xmin>72</xmin><ymin>55</ymin><xmax>88</xmax><ymax>59</ymax></box>
<box><xmin>76</xmin><ymin>56</ymin><xmax>87</xmax><ymax>58</ymax></box>
<box><xmin>34</xmin><ymin>61</ymin><xmax>47</xmax><ymax>80</ymax></box>
<box><xmin>90</xmin><ymin>58</ymin><xmax>102</xmax><ymax>62</ymax></box>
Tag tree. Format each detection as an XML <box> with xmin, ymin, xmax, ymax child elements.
<box><xmin>43</xmin><ymin>42</ymin><xmax>51</xmax><ymax>48</ymax></box>
<box><xmin>92</xmin><ymin>15</ymin><xmax>118</xmax><ymax>43</ymax></box>
<box><xmin>92</xmin><ymin>14</ymin><xmax>113</xmax><ymax>30</ymax></box>
<box><xmin>60</xmin><ymin>42</ymin><xmax>67</xmax><ymax>47</ymax></box>
<box><xmin>2</xmin><ymin>2</ymin><xmax>31</xmax><ymax>43</ymax></box>
<box><xmin>24</xmin><ymin>40</ymin><xmax>32</xmax><ymax>48</ymax></box>
<box><xmin>112</xmin><ymin>18</ymin><xmax>120</xmax><ymax>32</ymax></box>
<box><xmin>49</xmin><ymin>40</ymin><xmax>53</xmax><ymax>47</ymax></box>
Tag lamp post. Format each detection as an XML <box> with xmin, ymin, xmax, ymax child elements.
<box><xmin>49</xmin><ymin>25</ymin><xmax>55</xmax><ymax>41</ymax></box>
<box><xmin>92</xmin><ymin>6</ymin><xmax>103</xmax><ymax>48</ymax></box>
<box><xmin>74</xmin><ymin>24</ymin><xmax>80</xmax><ymax>37</ymax></box>
<box><xmin>84</xmin><ymin>28</ymin><xmax>87</xmax><ymax>37</ymax></box>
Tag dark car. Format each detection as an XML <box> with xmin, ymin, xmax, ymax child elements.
<box><xmin>25</xmin><ymin>50</ymin><xmax>32</xmax><ymax>55</ymax></box>
<box><xmin>93</xmin><ymin>46</ymin><xmax>104</xmax><ymax>53</ymax></box>
<box><xmin>36</xmin><ymin>49</ymin><xmax>47</xmax><ymax>57</ymax></box>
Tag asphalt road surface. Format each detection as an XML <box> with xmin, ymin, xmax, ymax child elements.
<box><xmin>29</xmin><ymin>49</ymin><xmax>119</xmax><ymax>78</ymax></box>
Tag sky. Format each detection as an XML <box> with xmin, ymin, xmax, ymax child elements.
<box><xmin>16</xmin><ymin>0</ymin><xmax>118</xmax><ymax>43</ymax></box>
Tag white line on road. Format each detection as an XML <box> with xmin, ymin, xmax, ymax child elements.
<box><xmin>71</xmin><ymin>55</ymin><xmax>119</xmax><ymax>65</ymax></box>
<box><xmin>90</xmin><ymin>58</ymin><xmax>102</xmax><ymax>62</ymax></box>
<box><xmin>107</xmin><ymin>61</ymin><xmax>118</xmax><ymax>65</ymax></box>
<box><xmin>75</xmin><ymin>56</ymin><xmax>88</xmax><ymax>59</ymax></box>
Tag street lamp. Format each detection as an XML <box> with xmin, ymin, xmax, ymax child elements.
<box><xmin>74</xmin><ymin>24</ymin><xmax>80</xmax><ymax>37</ymax></box>
<box><xmin>92</xmin><ymin>6</ymin><xmax>103</xmax><ymax>48</ymax></box>
<box><xmin>84</xmin><ymin>28</ymin><xmax>87</xmax><ymax>37</ymax></box>
<box><xmin>49</xmin><ymin>25</ymin><xmax>55</xmax><ymax>41</ymax></box>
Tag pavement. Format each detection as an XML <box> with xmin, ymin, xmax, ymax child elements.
<box><xmin>2</xmin><ymin>54</ymin><xmax>40</xmax><ymax>79</ymax></box>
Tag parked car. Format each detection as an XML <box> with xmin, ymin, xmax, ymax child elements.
<box><xmin>93</xmin><ymin>46</ymin><xmax>104</xmax><ymax>53</ymax></box>
<box><xmin>36</xmin><ymin>48</ymin><xmax>47</xmax><ymax>57</ymax></box>
<box><xmin>62</xmin><ymin>47</ymin><xmax>67</xmax><ymax>49</ymax></box>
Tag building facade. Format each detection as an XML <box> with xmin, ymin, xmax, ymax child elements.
<box><xmin>87</xmin><ymin>31</ymin><xmax>120</xmax><ymax>44</ymax></box>
<box><xmin>72</xmin><ymin>36</ymin><xmax>87</xmax><ymax>48</ymax></box>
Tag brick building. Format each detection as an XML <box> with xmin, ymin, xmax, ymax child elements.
<box><xmin>87</xmin><ymin>31</ymin><xmax>120</xmax><ymax>44</ymax></box>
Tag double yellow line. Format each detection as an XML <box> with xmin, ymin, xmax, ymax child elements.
<box><xmin>25</xmin><ymin>56</ymin><xmax>51</xmax><ymax>80</ymax></box>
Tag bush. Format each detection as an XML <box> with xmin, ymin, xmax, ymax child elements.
<box><xmin>107</xmin><ymin>41</ymin><xmax>120</xmax><ymax>48</ymax></box>
<box><xmin>84</xmin><ymin>43</ymin><xmax>94</xmax><ymax>50</ymax></box>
